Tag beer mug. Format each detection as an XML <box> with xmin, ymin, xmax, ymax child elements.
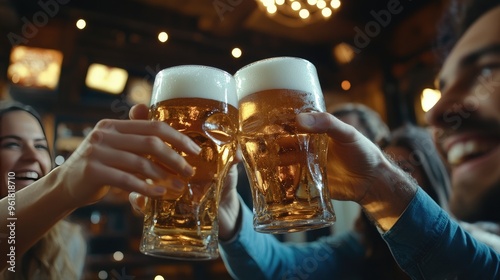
<box><xmin>140</xmin><ymin>65</ymin><xmax>238</xmax><ymax>260</ymax></box>
<box><xmin>236</xmin><ymin>57</ymin><xmax>336</xmax><ymax>233</ymax></box>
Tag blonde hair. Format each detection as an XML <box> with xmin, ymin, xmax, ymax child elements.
<box><xmin>1</xmin><ymin>220</ymin><xmax>86</xmax><ymax>280</ymax></box>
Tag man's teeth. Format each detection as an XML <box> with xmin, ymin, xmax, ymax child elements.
<box><xmin>447</xmin><ymin>140</ymin><xmax>494</xmax><ymax>165</ymax></box>
<box><xmin>15</xmin><ymin>171</ymin><xmax>39</xmax><ymax>180</ymax></box>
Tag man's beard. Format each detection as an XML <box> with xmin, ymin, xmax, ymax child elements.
<box><xmin>457</xmin><ymin>181</ymin><xmax>500</xmax><ymax>223</ymax></box>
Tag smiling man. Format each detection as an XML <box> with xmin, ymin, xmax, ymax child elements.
<box><xmin>346</xmin><ymin>0</ymin><xmax>500</xmax><ymax>276</ymax></box>
<box><xmin>217</xmin><ymin>0</ymin><xmax>500</xmax><ymax>274</ymax></box>
<box><xmin>213</xmin><ymin>0</ymin><xmax>500</xmax><ymax>278</ymax></box>
<box><xmin>427</xmin><ymin>1</ymin><xmax>500</xmax><ymax>223</ymax></box>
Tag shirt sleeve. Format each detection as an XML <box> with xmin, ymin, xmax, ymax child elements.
<box><xmin>219</xmin><ymin>197</ymin><xmax>367</xmax><ymax>280</ymax></box>
<box><xmin>383</xmin><ymin>188</ymin><xmax>500</xmax><ymax>279</ymax></box>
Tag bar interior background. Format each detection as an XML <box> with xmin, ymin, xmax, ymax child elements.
<box><xmin>0</xmin><ymin>0</ymin><xmax>448</xmax><ymax>279</ymax></box>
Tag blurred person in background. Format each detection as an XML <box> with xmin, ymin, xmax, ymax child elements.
<box><xmin>330</xmin><ymin>103</ymin><xmax>390</xmax><ymax>147</ymax></box>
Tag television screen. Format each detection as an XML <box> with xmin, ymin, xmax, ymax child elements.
<box><xmin>7</xmin><ymin>46</ymin><xmax>63</xmax><ymax>90</ymax></box>
<box><xmin>85</xmin><ymin>63</ymin><xmax>128</xmax><ymax>95</ymax></box>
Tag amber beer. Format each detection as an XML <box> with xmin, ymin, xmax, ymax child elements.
<box><xmin>236</xmin><ymin>57</ymin><xmax>336</xmax><ymax>233</ymax></box>
<box><xmin>140</xmin><ymin>65</ymin><xmax>238</xmax><ymax>260</ymax></box>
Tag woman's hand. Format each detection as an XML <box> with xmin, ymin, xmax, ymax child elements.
<box><xmin>55</xmin><ymin>104</ymin><xmax>201</xmax><ymax>207</ymax></box>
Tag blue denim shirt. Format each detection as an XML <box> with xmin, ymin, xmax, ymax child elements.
<box><xmin>220</xmin><ymin>198</ymin><xmax>366</xmax><ymax>279</ymax></box>
<box><xmin>383</xmin><ymin>188</ymin><xmax>500</xmax><ymax>279</ymax></box>
<box><xmin>220</xmin><ymin>189</ymin><xmax>500</xmax><ymax>279</ymax></box>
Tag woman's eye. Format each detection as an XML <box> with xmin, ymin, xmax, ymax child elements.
<box><xmin>1</xmin><ymin>142</ymin><xmax>21</xmax><ymax>149</ymax></box>
<box><xmin>35</xmin><ymin>144</ymin><xmax>49</xmax><ymax>151</ymax></box>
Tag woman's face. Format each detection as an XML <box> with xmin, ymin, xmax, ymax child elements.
<box><xmin>0</xmin><ymin>111</ymin><xmax>51</xmax><ymax>198</ymax></box>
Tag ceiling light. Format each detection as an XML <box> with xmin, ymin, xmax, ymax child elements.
<box><xmin>256</xmin><ymin>0</ymin><xmax>340</xmax><ymax>27</ymax></box>
<box><xmin>76</xmin><ymin>19</ymin><xmax>86</xmax><ymax>29</ymax></box>
<box><xmin>158</xmin><ymin>31</ymin><xmax>168</xmax><ymax>43</ymax></box>
<box><xmin>231</xmin><ymin>47</ymin><xmax>242</xmax><ymax>58</ymax></box>
<box><xmin>322</xmin><ymin>8</ymin><xmax>332</xmax><ymax>17</ymax></box>
<box><xmin>341</xmin><ymin>80</ymin><xmax>351</xmax><ymax>91</ymax></box>
<box><xmin>317</xmin><ymin>0</ymin><xmax>327</xmax><ymax>9</ymax></box>
<box><xmin>113</xmin><ymin>251</ymin><xmax>124</xmax><ymax>261</ymax></box>
<box><xmin>333</xmin><ymin>42</ymin><xmax>355</xmax><ymax>64</ymax></box>
<box><xmin>420</xmin><ymin>88</ymin><xmax>441</xmax><ymax>112</ymax></box>
<box><xmin>299</xmin><ymin>9</ymin><xmax>309</xmax><ymax>19</ymax></box>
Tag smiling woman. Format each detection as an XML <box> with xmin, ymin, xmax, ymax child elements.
<box><xmin>0</xmin><ymin>101</ymin><xmax>86</xmax><ymax>279</ymax></box>
<box><xmin>0</xmin><ymin>99</ymin><xmax>211</xmax><ymax>278</ymax></box>
<box><xmin>0</xmin><ymin>109</ymin><xmax>51</xmax><ymax>193</ymax></box>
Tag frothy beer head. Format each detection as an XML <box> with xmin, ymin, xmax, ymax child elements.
<box><xmin>150</xmin><ymin>65</ymin><xmax>238</xmax><ymax>107</ymax></box>
<box><xmin>235</xmin><ymin>57</ymin><xmax>323</xmax><ymax>101</ymax></box>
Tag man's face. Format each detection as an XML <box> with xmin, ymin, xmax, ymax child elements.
<box><xmin>426</xmin><ymin>7</ymin><xmax>500</xmax><ymax>222</ymax></box>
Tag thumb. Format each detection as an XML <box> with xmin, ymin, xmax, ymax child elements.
<box><xmin>296</xmin><ymin>112</ymin><xmax>360</xmax><ymax>144</ymax></box>
<box><xmin>129</xmin><ymin>192</ymin><xmax>148</xmax><ymax>215</ymax></box>
<box><xmin>129</xmin><ymin>104</ymin><xmax>150</xmax><ymax>120</ymax></box>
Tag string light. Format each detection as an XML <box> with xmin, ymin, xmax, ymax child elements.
<box><xmin>256</xmin><ymin>0</ymin><xmax>341</xmax><ymax>27</ymax></box>
<box><xmin>231</xmin><ymin>47</ymin><xmax>242</xmax><ymax>58</ymax></box>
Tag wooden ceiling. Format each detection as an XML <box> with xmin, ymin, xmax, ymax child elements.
<box><xmin>0</xmin><ymin>0</ymin><xmax>447</xmax><ymax>124</ymax></box>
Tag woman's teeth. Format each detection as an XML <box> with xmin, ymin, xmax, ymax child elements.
<box><xmin>14</xmin><ymin>171</ymin><xmax>39</xmax><ymax>180</ymax></box>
